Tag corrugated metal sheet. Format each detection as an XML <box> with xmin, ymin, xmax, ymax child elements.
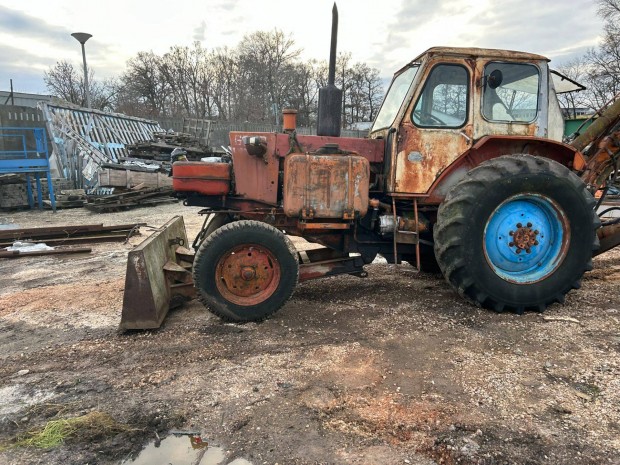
<box><xmin>39</xmin><ymin>102</ymin><xmax>162</xmax><ymax>186</ymax></box>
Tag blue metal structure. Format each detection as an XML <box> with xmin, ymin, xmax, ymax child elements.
<box><xmin>0</xmin><ymin>127</ymin><xmax>56</xmax><ymax>211</ymax></box>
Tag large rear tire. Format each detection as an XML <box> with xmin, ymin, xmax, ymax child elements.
<box><xmin>193</xmin><ymin>220</ymin><xmax>299</xmax><ymax>322</ymax></box>
<box><xmin>434</xmin><ymin>154</ymin><xmax>599</xmax><ymax>314</ymax></box>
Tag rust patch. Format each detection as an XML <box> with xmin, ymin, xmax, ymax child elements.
<box><xmin>283</xmin><ymin>154</ymin><xmax>369</xmax><ymax>218</ymax></box>
<box><xmin>229</xmin><ymin>132</ymin><xmax>280</xmax><ymax>205</ymax></box>
<box><xmin>394</xmin><ymin>121</ymin><xmax>472</xmax><ymax>194</ymax></box>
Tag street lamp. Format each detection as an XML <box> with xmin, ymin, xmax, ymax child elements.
<box><xmin>71</xmin><ymin>32</ymin><xmax>92</xmax><ymax>108</ymax></box>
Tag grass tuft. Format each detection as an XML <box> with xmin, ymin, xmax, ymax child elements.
<box><xmin>0</xmin><ymin>411</ymin><xmax>133</xmax><ymax>451</ymax></box>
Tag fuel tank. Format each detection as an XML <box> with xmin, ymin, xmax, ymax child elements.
<box><xmin>283</xmin><ymin>153</ymin><xmax>370</xmax><ymax>219</ymax></box>
<box><xmin>172</xmin><ymin>161</ymin><xmax>231</xmax><ymax>195</ymax></box>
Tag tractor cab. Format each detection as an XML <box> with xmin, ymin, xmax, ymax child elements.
<box><xmin>370</xmin><ymin>47</ymin><xmax>567</xmax><ymax>196</ymax></box>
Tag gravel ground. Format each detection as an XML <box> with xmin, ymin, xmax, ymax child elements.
<box><xmin>0</xmin><ymin>202</ymin><xmax>619</xmax><ymax>465</ymax></box>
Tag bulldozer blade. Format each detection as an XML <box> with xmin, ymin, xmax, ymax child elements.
<box><xmin>120</xmin><ymin>216</ymin><xmax>195</xmax><ymax>330</ymax></box>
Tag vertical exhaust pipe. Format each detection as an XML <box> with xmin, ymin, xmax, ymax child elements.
<box><xmin>317</xmin><ymin>3</ymin><xmax>343</xmax><ymax>137</ymax></box>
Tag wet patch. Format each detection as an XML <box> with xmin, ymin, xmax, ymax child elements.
<box><xmin>121</xmin><ymin>432</ymin><xmax>252</xmax><ymax>465</ymax></box>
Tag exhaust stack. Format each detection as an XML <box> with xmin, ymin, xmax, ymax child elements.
<box><xmin>317</xmin><ymin>3</ymin><xmax>342</xmax><ymax>137</ymax></box>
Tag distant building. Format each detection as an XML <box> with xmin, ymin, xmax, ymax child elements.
<box><xmin>562</xmin><ymin>107</ymin><xmax>596</xmax><ymax>137</ymax></box>
<box><xmin>561</xmin><ymin>107</ymin><xmax>596</xmax><ymax>119</ymax></box>
<box><xmin>0</xmin><ymin>90</ymin><xmax>52</xmax><ymax>109</ymax></box>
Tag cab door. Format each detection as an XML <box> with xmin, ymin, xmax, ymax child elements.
<box><xmin>392</xmin><ymin>62</ymin><xmax>473</xmax><ymax>194</ymax></box>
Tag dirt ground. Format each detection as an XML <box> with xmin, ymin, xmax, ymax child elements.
<box><xmin>1</xmin><ymin>202</ymin><xmax>619</xmax><ymax>465</ymax></box>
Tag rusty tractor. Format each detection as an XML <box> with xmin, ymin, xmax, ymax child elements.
<box><xmin>120</xmin><ymin>8</ymin><xmax>620</xmax><ymax>329</ymax></box>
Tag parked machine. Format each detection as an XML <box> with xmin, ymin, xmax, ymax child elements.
<box><xmin>120</xmin><ymin>8</ymin><xmax>620</xmax><ymax>329</ymax></box>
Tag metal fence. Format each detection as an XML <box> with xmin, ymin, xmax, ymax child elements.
<box><xmin>155</xmin><ymin>117</ymin><xmax>369</xmax><ymax>148</ymax></box>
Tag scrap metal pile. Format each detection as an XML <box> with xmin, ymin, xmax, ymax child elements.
<box><xmin>126</xmin><ymin>131</ymin><xmax>217</xmax><ymax>161</ymax></box>
<box><xmin>0</xmin><ymin>222</ymin><xmax>143</xmax><ymax>259</ymax></box>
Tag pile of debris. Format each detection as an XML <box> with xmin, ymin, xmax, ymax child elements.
<box><xmin>85</xmin><ymin>186</ymin><xmax>176</xmax><ymax>213</ymax></box>
<box><xmin>126</xmin><ymin>131</ymin><xmax>222</xmax><ymax>162</ymax></box>
<box><xmin>97</xmin><ymin>130</ymin><xmax>222</xmax><ymax>191</ymax></box>
<box><xmin>0</xmin><ymin>174</ymin><xmax>74</xmax><ymax>210</ymax></box>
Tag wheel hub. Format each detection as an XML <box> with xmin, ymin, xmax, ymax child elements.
<box><xmin>215</xmin><ymin>245</ymin><xmax>281</xmax><ymax>305</ymax></box>
<box><xmin>483</xmin><ymin>194</ymin><xmax>569</xmax><ymax>284</ymax></box>
<box><xmin>241</xmin><ymin>266</ymin><xmax>256</xmax><ymax>281</ymax></box>
<box><xmin>509</xmin><ymin>222</ymin><xmax>539</xmax><ymax>254</ymax></box>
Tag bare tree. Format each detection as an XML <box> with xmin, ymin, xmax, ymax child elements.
<box><xmin>569</xmin><ymin>0</ymin><xmax>620</xmax><ymax>110</ymax></box>
<box><xmin>44</xmin><ymin>61</ymin><xmax>115</xmax><ymax>111</ymax></box>
<box><xmin>117</xmin><ymin>52</ymin><xmax>171</xmax><ymax>117</ymax></box>
<box><xmin>237</xmin><ymin>30</ymin><xmax>301</xmax><ymax>124</ymax></box>
<box><xmin>315</xmin><ymin>53</ymin><xmax>384</xmax><ymax>127</ymax></box>
<box><xmin>86</xmin><ymin>28</ymin><xmax>383</xmax><ymax>125</ymax></box>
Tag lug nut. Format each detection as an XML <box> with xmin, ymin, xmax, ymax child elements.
<box><xmin>517</xmin><ymin>223</ymin><xmax>522</xmax><ymax>228</ymax></box>
<box><xmin>509</xmin><ymin>242</ymin><xmax>515</xmax><ymax>247</ymax></box>
<box><xmin>527</xmin><ymin>222</ymin><xmax>532</xmax><ymax>228</ymax></box>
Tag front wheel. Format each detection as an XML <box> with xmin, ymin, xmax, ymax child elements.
<box><xmin>193</xmin><ymin>220</ymin><xmax>299</xmax><ymax>322</ymax></box>
<box><xmin>434</xmin><ymin>154</ymin><xmax>599</xmax><ymax>314</ymax></box>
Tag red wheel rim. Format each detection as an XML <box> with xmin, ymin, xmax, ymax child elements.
<box><xmin>215</xmin><ymin>244</ymin><xmax>281</xmax><ymax>306</ymax></box>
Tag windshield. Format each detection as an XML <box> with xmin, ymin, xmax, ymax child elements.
<box><xmin>371</xmin><ymin>65</ymin><xmax>419</xmax><ymax>132</ymax></box>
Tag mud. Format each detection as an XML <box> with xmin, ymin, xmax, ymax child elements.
<box><xmin>1</xmin><ymin>202</ymin><xmax>619</xmax><ymax>464</ymax></box>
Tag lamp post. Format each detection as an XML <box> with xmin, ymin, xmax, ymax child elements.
<box><xmin>71</xmin><ymin>32</ymin><xmax>92</xmax><ymax>108</ymax></box>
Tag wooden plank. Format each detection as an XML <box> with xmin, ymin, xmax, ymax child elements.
<box><xmin>97</xmin><ymin>168</ymin><xmax>172</xmax><ymax>188</ymax></box>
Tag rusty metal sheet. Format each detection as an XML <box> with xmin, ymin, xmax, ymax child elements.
<box><xmin>274</xmin><ymin>133</ymin><xmax>384</xmax><ymax>163</ymax></box>
<box><xmin>229</xmin><ymin>132</ymin><xmax>280</xmax><ymax>205</ymax></box>
<box><xmin>299</xmin><ymin>222</ymin><xmax>351</xmax><ymax>230</ymax></box>
<box><xmin>283</xmin><ymin>154</ymin><xmax>369</xmax><ymax>219</ymax></box>
<box><xmin>425</xmin><ymin>136</ymin><xmax>579</xmax><ymax>204</ymax></box>
<box><xmin>394</xmin><ymin>120</ymin><xmax>472</xmax><ymax>194</ymax></box>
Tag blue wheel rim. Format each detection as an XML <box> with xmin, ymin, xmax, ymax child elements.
<box><xmin>483</xmin><ymin>194</ymin><xmax>569</xmax><ymax>284</ymax></box>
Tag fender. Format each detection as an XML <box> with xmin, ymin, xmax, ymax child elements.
<box><xmin>425</xmin><ymin>135</ymin><xmax>578</xmax><ymax>204</ymax></box>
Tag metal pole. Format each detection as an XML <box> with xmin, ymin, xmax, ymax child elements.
<box><xmin>71</xmin><ymin>33</ymin><xmax>92</xmax><ymax>109</ymax></box>
<box><xmin>80</xmin><ymin>42</ymin><xmax>91</xmax><ymax>108</ymax></box>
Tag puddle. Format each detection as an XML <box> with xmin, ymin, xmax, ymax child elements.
<box><xmin>121</xmin><ymin>432</ymin><xmax>252</xmax><ymax>465</ymax></box>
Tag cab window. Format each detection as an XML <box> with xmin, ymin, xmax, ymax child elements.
<box><xmin>482</xmin><ymin>62</ymin><xmax>540</xmax><ymax>122</ymax></box>
<box><xmin>412</xmin><ymin>64</ymin><xmax>468</xmax><ymax>128</ymax></box>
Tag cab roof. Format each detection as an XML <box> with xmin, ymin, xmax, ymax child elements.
<box><xmin>412</xmin><ymin>47</ymin><xmax>550</xmax><ymax>64</ymax></box>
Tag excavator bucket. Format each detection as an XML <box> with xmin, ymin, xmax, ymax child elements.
<box><xmin>120</xmin><ymin>216</ymin><xmax>195</xmax><ymax>330</ymax></box>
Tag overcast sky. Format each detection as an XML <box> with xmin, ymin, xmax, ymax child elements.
<box><xmin>0</xmin><ymin>0</ymin><xmax>603</xmax><ymax>95</ymax></box>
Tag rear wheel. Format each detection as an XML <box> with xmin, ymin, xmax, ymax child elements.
<box><xmin>193</xmin><ymin>220</ymin><xmax>299</xmax><ymax>322</ymax></box>
<box><xmin>434</xmin><ymin>154</ymin><xmax>599</xmax><ymax>314</ymax></box>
